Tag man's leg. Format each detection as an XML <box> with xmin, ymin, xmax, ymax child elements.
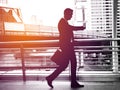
<box><xmin>70</xmin><ymin>49</ymin><xmax>84</xmax><ymax>88</ymax></box>
<box><xmin>47</xmin><ymin>60</ymin><xmax>69</xmax><ymax>81</ymax></box>
<box><xmin>70</xmin><ymin>51</ymin><xmax>77</xmax><ymax>83</ymax></box>
<box><xmin>46</xmin><ymin>57</ymin><xmax>69</xmax><ymax>88</ymax></box>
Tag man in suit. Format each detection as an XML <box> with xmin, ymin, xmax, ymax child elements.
<box><xmin>46</xmin><ymin>8</ymin><xmax>86</xmax><ymax>88</ymax></box>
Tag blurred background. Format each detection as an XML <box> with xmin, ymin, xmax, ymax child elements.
<box><xmin>0</xmin><ymin>0</ymin><xmax>120</xmax><ymax>81</ymax></box>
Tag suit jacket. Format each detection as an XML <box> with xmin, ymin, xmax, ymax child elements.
<box><xmin>58</xmin><ymin>18</ymin><xmax>74</xmax><ymax>49</ymax></box>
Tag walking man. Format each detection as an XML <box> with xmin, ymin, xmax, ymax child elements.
<box><xmin>46</xmin><ymin>8</ymin><xmax>86</xmax><ymax>88</ymax></box>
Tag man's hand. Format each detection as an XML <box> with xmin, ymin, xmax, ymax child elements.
<box><xmin>81</xmin><ymin>26</ymin><xmax>86</xmax><ymax>30</ymax></box>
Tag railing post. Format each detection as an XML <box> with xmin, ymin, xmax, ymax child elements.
<box><xmin>112</xmin><ymin>0</ymin><xmax>118</xmax><ymax>73</ymax></box>
<box><xmin>77</xmin><ymin>50</ymin><xmax>84</xmax><ymax>70</ymax></box>
<box><xmin>20</xmin><ymin>44</ymin><xmax>26</xmax><ymax>81</ymax></box>
<box><xmin>80</xmin><ymin>50</ymin><xmax>84</xmax><ymax>67</ymax></box>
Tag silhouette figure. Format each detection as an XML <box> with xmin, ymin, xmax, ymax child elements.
<box><xmin>46</xmin><ymin>8</ymin><xmax>86</xmax><ymax>88</ymax></box>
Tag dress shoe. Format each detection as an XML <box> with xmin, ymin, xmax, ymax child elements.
<box><xmin>46</xmin><ymin>77</ymin><xmax>53</xmax><ymax>88</ymax></box>
<box><xmin>71</xmin><ymin>82</ymin><xmax>84</xmax><ymax>88</ymax></box>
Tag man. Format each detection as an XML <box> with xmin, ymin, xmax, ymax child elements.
<box><xmin>46</xmin><ymin>8</ymin><xmax>86</xmax><ymax>88</ymax></box>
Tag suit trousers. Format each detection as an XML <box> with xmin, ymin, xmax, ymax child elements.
<box><xmin>48</xmin><ymin>44</ymin><xmax>77</xmax><ymax>83</ymax></box>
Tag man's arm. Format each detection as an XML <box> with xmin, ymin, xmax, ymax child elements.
<box><xmin>69</xmin><ymin>25</ymin><xmax>86</xmax><ymax>31</ymax></box>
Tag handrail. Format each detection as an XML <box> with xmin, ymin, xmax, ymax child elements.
<box><xmin>75</xmin><ymin>38</ymin><xmax>120</xmax><ymax>41</ymax></box>
<box><xmin>0</xmin><ymin>38</ymin><xmax>119</xmax><ymax>45</ymax></box>
<box><xmin>0</xmin><ymin>38</ymin><xmax>119</xmax><ymax>44</ymax></box>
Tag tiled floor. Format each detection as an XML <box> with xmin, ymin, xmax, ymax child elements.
<box><xmin>0</xmin><ymin>80</ymin><xmax>120</xmax><ymax>90</ymax></box>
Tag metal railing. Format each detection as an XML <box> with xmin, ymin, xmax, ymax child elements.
<box><xmin>0</xmin><ymin>38</ymin><xmax>120</xmax><ymax>81</ymax></box>
<box><xmin>0</xmin><ymin>30</ymin><xmax>109</xmax><ymax>39</ymax></box>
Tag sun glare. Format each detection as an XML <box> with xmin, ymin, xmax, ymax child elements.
<box><xmin>8</xmin><ymin>0</ymin><xmax>74</xmax><ymax>26</ymax></box>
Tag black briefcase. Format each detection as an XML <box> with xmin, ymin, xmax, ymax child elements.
<box><xmin>51</xmin><ymin>49</ymin><xmax>63</xmax><ymax>65</ymax></box>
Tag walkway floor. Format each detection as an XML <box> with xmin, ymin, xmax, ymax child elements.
<box><xmin>0</xmin><ymin>80</ymin><xmax>120</xmax><ymax>90</ymax></box>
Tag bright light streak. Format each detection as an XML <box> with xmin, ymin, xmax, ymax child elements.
<box><xmin>8</xmin><ymin>0</ymin><xmax>74</xmax><ymax>26</ymax></box>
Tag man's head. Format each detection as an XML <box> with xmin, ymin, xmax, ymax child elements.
<box><xmin>64</xmin><ymin>8</ymin><xmax>73</xmax><ymax>20</ymax></box>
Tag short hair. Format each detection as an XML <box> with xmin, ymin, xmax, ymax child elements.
<box><xmin>64</xmin><ymin>8</ymin><xmax>73</xmax><ymax>15</ymax></box>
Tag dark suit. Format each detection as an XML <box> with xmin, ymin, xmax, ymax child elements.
<box><xmin>47</xmin><ymin>18</ymin><xmax>84</xmax><ymax>83</ymax></box>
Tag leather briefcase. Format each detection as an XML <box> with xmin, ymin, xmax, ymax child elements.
<box><xmin>51</xmin><ymin>49</ymin><xmax>63</xmax><ymax>65</ymax></box>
